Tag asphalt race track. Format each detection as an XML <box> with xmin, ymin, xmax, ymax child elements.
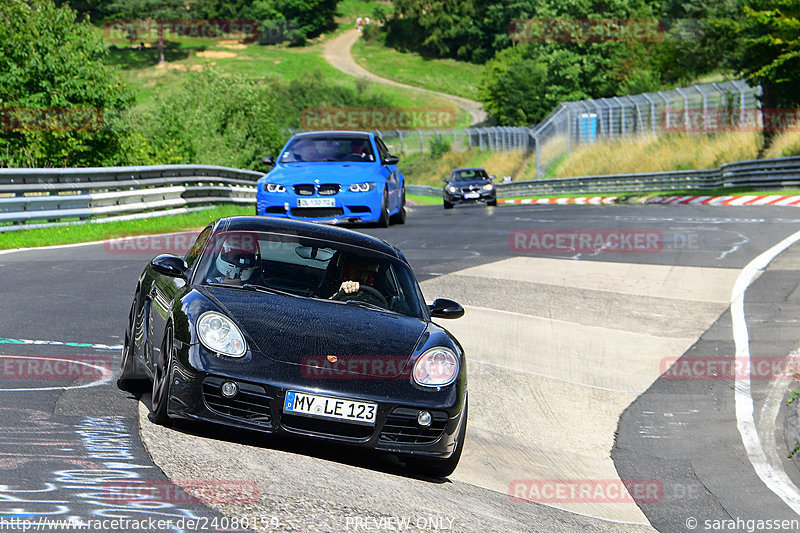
<box><xmin>4</xmin><ymin>203</ymin><xmax>800</xmax><ymax>532</ymax></box>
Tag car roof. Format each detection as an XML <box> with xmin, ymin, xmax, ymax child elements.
<box><xmin>291</xmin><ymin>131</ymin><xmax>373</xmax><ymax>139</ymax></box>
<box><xmin>213</xmin><ymin>216</ymin><xmax>403</xmax><ymax>259</ymax></box>
<box><xmin>451</xmin><ymin>167</ymin><xmax>487</xmax><ymax>172</ymax></box>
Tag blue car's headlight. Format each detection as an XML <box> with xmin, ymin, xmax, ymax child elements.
<box><xmin>197</xmin><ymin>311</ymin><xmax>247</xmax><ymax>358</ymax></box>
<box><xmin>348</xmin><ymin>182</ymin><xmax>376</xmax><ymax>192</ymax></box>
<box><xmin>413</xmin><ymin>347</ymin><xmax>459</xmax><ymax>387</ymax></box>
<box><xmin>264</xmin><ymin>183</ymin><xmax>286</xmax><ymax>193</ymax></box>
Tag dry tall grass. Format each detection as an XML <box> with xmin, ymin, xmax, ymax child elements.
<box><xmin>763</xmin><ymin>130</ymin><xmax>800</xmax><ymax>159</ymax></box>
<box><xmin>554</xmin><ymin>132</ymin><xmax>762</xmax><ymax>177</ymax></box>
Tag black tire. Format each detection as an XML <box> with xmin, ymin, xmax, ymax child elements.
<box><xmin>443</xmin><ymin>200</ymin><xmax>454</xmax><ymax>209</ymax></box>
<box><xmin>377</xmin><ymin>188</ymin><xmax>390</xmax><ymax>227</ymax></box>
<box><xmin>150</xmin><ymin>326</ymin><xmax>174</xmax><ymax>426</ymax></box>
<box><xmin>487</xmin><ymin>199</ymin><xmax>497</xmax><ymax>206</ymax></box>
<box><xmin>118</xmin><ymin>299</ymin><xmax>147</xmax><ymax>391</ymax></box>
<box><xmin>390</xmin><ymin>188</ymin><xmax>407</xmax><ymax>224</ymax></box>
<box><xmin>404</xmin><ymin>400</ymin><xmax>467</xmax><ymax>478</ymax></box>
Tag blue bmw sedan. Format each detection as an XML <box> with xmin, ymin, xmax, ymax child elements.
<box><xmin>257</xmin><ymin>131</ymin><xmax>406</xmax><ymax>227</ymax></box>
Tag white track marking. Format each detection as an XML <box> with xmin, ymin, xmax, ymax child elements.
<box><xmin>733</xmin><ymin>229</ymin><xmax>800</xmax><ymax>513</ymax></box>
<box><xmin>0</xmin><ymin>355</ymin><xmax>112</xmax><ymax>392</ymax></box>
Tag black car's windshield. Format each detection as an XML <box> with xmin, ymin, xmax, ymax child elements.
<box><xmin>279</xmin><ymin>136</ymin><xmax>376</xmax><ymax>163</ymax></box>
<box><xmin>451</xmin><ymin>169</ymin><xmax>489</xmax><ymax>181</ymax></box>
<box><xmin>194</xmin><ymin>230</ymin><xmax>425</xmax><ymax>318</ymax></box>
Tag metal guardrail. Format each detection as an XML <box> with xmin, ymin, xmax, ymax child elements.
<box><xmin>3</xmin><ymin>156</ymin><xmax>798</xmax><ymax>232</ymax></box>
<box><xmin>493</xmin><ymin>156</ymin><xmax>800</xmax><ymax>197</ymax></box>
<box><xmin>0</xmin><ymin>165</ymin><xmax>263</xmax><ymax>232</ymax></box>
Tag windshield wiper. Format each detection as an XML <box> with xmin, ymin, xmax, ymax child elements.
<box><xmin>205</xmin><ymin>282</ymin><xmax>299</xmax><ymax>298</ymax></box>
<box><xmin>343</xmin><ymin>299</ymin><xmax>398</xmax><ymax>314</ymax></box>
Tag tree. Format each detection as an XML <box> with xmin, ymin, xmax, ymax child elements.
<box><xmin>105</xmin><ymin>0</ymin><xmax>190</xmax><ymax>64</ymax></box>
<box><xmin>0</xmin><ymin>0</ymin><xmax>133</xmax><ymax>167</ymax></box>
<box><xmin>725</xmin><ymin>0</ymin><xmax>800</xmax><ymax>149</ymax></box>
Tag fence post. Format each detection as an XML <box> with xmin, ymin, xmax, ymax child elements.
<box><xmin>675</xmin><ymin>87</ymin><xmax>690</xmax><ymax>132</ymax></box>
<box><xmin>566</xmin><ymin>105</ymin><xmax>573</xmax><ymax>153</ymax></box>
<box><xmin>712</xmin><ymin>83</ymin><xmax>727</xmax><ymax>131</ymax></box>
<box><xmin>613</xmin><ymin>97</ymin><xmax>625</xmax><ymax>136</ymax></box>
<box><xmin>659</xmin><ymin>93</ymin><xmax>670</xmax><ymax>132</ymax></box>
<box><xmin>452</xmin><ymin>129</ymin><xmax>458</xmax><ymax>151</ymax></box>
<box><xmin>417</xmin><ymin>129</ymin><xmax>423</xmax><ymax>154</ymax></box>
<box><xmin>642</xmin><ymin>92</ymin><xmax>656</xmax><ymax>133</ymax></box>
<box><xmin>531</xmin><ymin>129</ymin><xmax>542</xmax><ymax>179</ymax></box>
<box><xmin>695</xmin><ymin>85</ymin><xmax>708</xmax><ymax>131</ymax></box>
<box><xmin>396</xmin><ymin>129</ymin><xmax>404</xmax><ymax>153</ymax></box>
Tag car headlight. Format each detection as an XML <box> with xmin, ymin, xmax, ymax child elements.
<box><xmin>413</xmin><ymin>347</ymin><xmax>459</xmax><ymax>387</ymax></box>
<box><xmin>264</xmin><ymin>183</ymin><xmax>286</xmax><ymax>193</ymax></box>
<box><xmin>447</xmin><ymin>186</ymin><xmax>459</xmax><ymax>193</ymax></box>
<box><xmin>197</xmin><ymin>311</ymin><xmax>247</xmax><ymax>358</ymax></box>
<box><xmin>482</xmin><ymin>183</ymin><xmax>494</xmax><ymax>191</ymax></box>
<box><xmin>348</xmin><ymin>182</ymin><xmax>376</xmax><ymax>192</ymax></box>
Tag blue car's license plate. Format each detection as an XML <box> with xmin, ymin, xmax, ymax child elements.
<box><xmin>283</xmin><ymin>391</ymin><xmax>377</xmax><ymax>425</ymax></box>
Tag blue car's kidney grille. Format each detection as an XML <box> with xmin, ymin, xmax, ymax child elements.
<box><xmin>378</xmin><ymin>407</ymin><xmax>448</xmax><ymax>445</ymax></box>
<box><xmin>202</xmin><ymin>376</ymin><xmax>272</xmax><ymax>426</ymax></box>
<box><xmin>318</xmin><ymin>184</ymin><xmax>340</xmax><ymax>196</ymax></box>
<box><xmin>294</xmin><ymin>184</ymin><xmax>315</xmax><ymax>196</ymax></box>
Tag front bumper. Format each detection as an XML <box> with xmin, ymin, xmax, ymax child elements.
<box><xmin>444</xmin><ymin>190</ymin><xmax>496</xmax><ymax>204</ymax></box>
<box><xmin>257</xmin><ymin>188</ymin><xmax>383</xmax><ymax>223</ymax></box>
<box><xmin>165</xmin><ymin>350</ymin><xmax>466</xmax><ymax>459</ymax></box>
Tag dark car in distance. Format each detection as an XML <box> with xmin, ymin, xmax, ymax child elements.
<box><xmin>442</xmin><ymin>167</ymin><xmax>497</xmax><ymax>209</ymax></box>
<box><xmin>119</xmin><ymin>216</ymin><xmax>468</xmax><ymax>477</ymax></box>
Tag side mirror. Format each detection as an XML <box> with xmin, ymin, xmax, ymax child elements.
<box><xmin>442</xmin><ymin>177</ymin><xmax>449</xmax><ymax>183</ymax></box>
<box><xmin>490</xmin><ymin>175</ymin><xmax>496</xmax><ymax>181</ymax></box>
<box><xmin>151</xmin><ymin>254</ymin><xmax>188</xmax><ymax>279</ymax></box>
<box><xmin>262</xmin><ymin>156</ymin><xmax>275</xmax><ymax>167</ymax></box>
<box><xmin>383</xmin><ymin>154</ymin><xmax>400</xmax><ymax>166</ymax></box>
<box><xmin>428</xmin><ymin>298</ymin><xmax>464</xmax><ymax>319</ymax></box>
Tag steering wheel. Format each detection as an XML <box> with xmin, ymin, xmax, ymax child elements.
<box><xmin>331</xmin><ymin>285</ymin><xmax>388</xmax><ymax>307</ymax></box>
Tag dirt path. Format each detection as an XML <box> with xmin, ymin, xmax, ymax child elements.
<box><xmin>323</xmin><ymin>30</ymin><xmax>487</xmax><ymax>126</ymax></box>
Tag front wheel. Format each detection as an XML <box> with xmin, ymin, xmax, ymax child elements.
<box><xmin>119</xmin><ymin>298</ymin><xmax>147</xmax><ymax>391</ymax></box>
<box><xmin>487</xmin><ymin>199</ymin><xmax>497</xmax><ymax>206</ymax></box>
<box><xmin>377</xmin><ymin>189</ymin><xmax>390</xmax><ymax>227</ymax></box>
<box><xmin>443</xmin><ymin>200</ymin><xmax>454</xmax><ymax>209</ymax></box>
<box><xmin>390</xmin><ymin>188</ymin><xmax>407</xmax><ymax>224</ymax></box>
<box><xmin>150</xmin><ymin>326</ymin><xmax>174</xmax><ymax>425</ymax></box>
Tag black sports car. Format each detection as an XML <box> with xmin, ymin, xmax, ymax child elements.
<box><xmin>443</xmin><ymin>167</ymin><xmax>497</xmax><ymax>209</ymax></box>
<box><xmin>119</xmin><ymin>216</ymin><xmax>467</xmax><ymax>476</ymax></box>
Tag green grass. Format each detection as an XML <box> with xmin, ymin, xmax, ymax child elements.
<box><xmin>107</xmin><ymin>38</ymin><xmax>469</xmax><ymax>124</ymax></box>
<box><xmin>407</xmin><ymin>193</ymin><xmax>441</xmax><ymax>206</ymax></box>
<box><xmin>499</xmin><ymin>188</ymin><xmax>800</xmax><ymax>201</ymax></box>
<box><xmin>0</xmin><ymin>205</ymin><xmax>253</xmax><ymax>251</ymax></box>
<box><xmin>351</xmin><ymin>38</ymin><xmax>484</xmax><ymax>101</ymax></box>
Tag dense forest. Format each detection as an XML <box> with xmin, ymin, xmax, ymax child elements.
<box><xmin>1</xmin><ymin>0</ymin><xmax>797</xmax><ymax>167</ymax></box>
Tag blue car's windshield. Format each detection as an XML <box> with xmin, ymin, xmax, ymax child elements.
<box><xmin>195</xmin><ymin>230</ymin><xmax>425</xmax><ymax>318</ymax></box>
<box><xmin>280</xmin><ymin>136</ymin><xmax>376</xmax><ymax>163</ymax></box>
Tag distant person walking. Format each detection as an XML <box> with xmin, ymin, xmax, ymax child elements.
<box><xmin>356</xmin><ymin>16</ymin><xmax>363</xmax><ymax>31</ymax></box>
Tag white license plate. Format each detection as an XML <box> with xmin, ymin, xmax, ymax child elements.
<box><xmin>463</xmin><ymin>192</ymin><xmax>480</xmax><ymax>199</ymax></box>
<box><xmin>298</xmin><ymin>198</ymin><xmax>335</xmax><ymax>208</ymax></box>
<box><xmin>283</xmin><ymin>391</ymin><xmax>377</xmax><ymax>425</ymax></box>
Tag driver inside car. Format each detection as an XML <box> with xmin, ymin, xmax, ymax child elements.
<box><xmin>208</xmin><ymin>237</ymin><xmax>260</xmax><ymax>284</ymax></box>
<box><xmin>333</xmin><ymin>258</ymin><xmax>380</xmax><ymax>297</ymax></box>
<box><xmin>348</xmin><ymin>138</ymin><xmax>372</xmax><ymax>160</ymax></box>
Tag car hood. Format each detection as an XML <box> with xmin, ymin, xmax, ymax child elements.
<box><xmin>200</xmin><ymin>286</ymin><xmax>426</xmax><ymax>377</ymax></box>
<box><xmin>268</xmin><ymin>162</ymin><xmax>381</xmax><ymax>184</ymax></box>
<box><xmin>447</xmin><ymin>180</ymin><xmax>492</xmax><ymax>188</ymax></box>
